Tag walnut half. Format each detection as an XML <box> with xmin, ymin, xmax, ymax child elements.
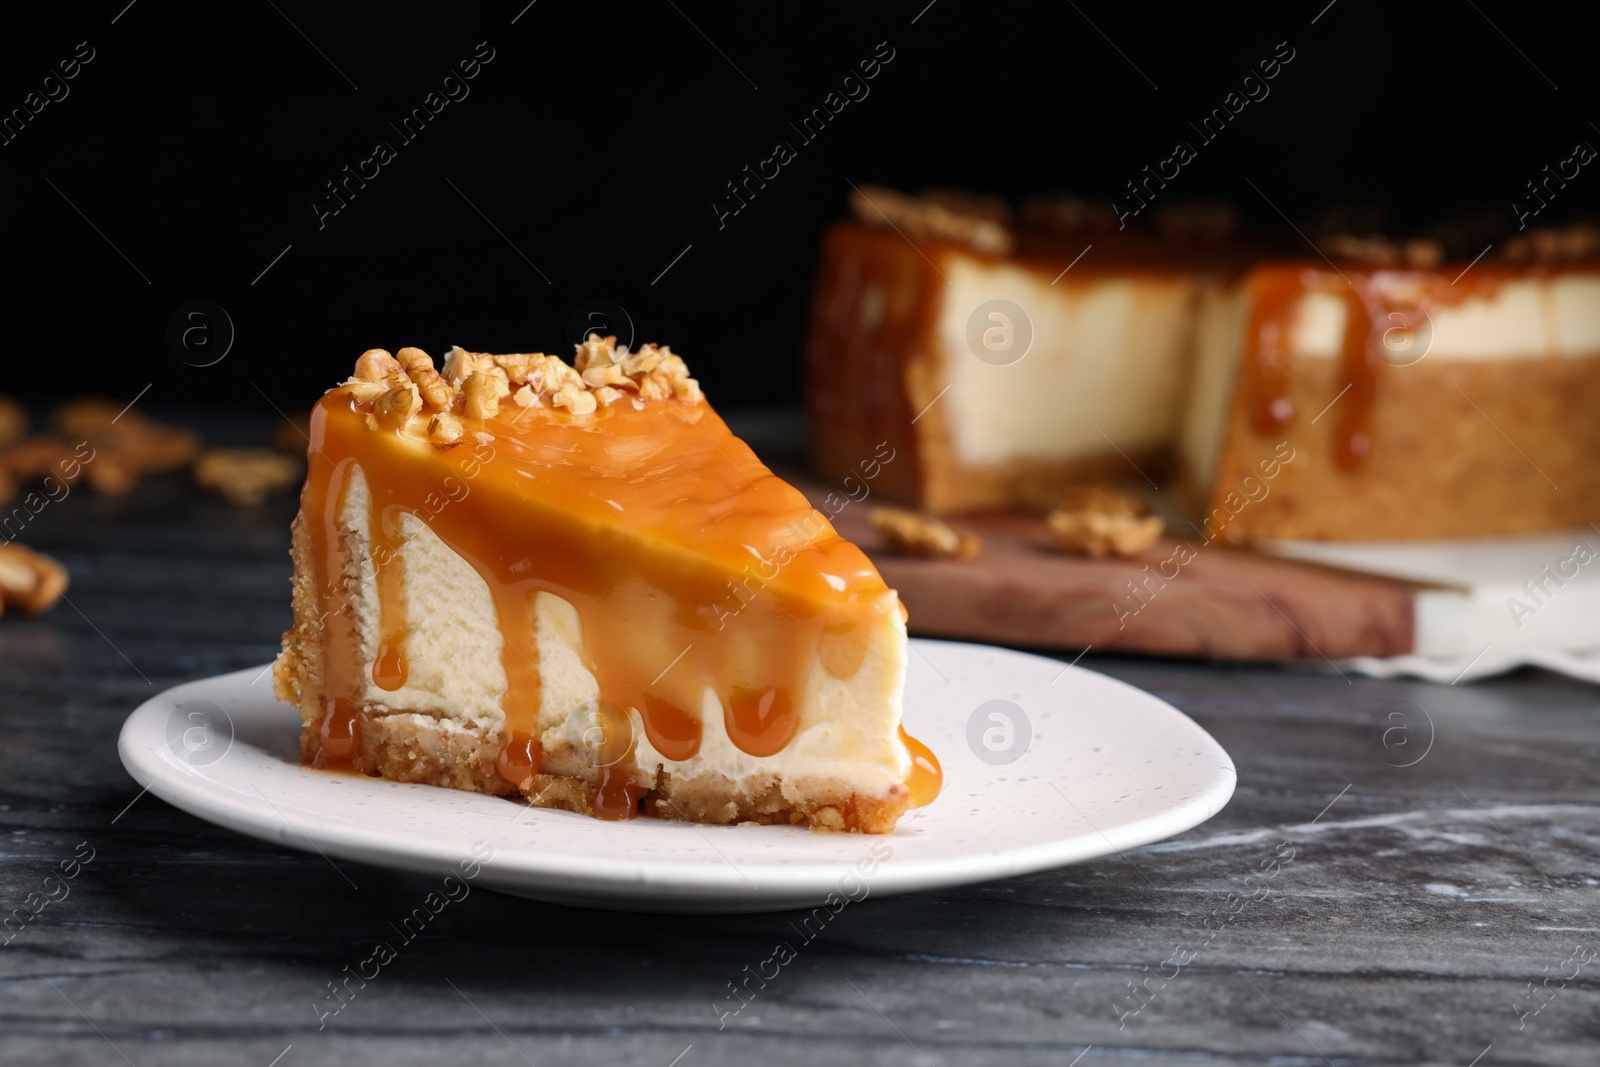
<box><xmin>1047</xmin><ymin>486</ymin><xmax>1163</xmax><ymax>558</ymax></box>
<box><xmin>194</xmin><ymin>448</ymin><xmax>301</xmax><ymax>506</ymax></box>
<box><xmin>869</xmin><ymin>507</ymin><xmax>981</xmax><ymax>561</ymax></box>
<box><xmin>0</xmin><ymin>542</ymin><xmax>68</xmax><ymax>616</ymax></box>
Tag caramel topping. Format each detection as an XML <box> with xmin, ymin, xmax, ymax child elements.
<box><xmin>304</xmin><ymin>344</ymin><xmax>941</xmax><ymax>816</ymax></box>
<box><xmin>303</xmin><ymin>451</ymin><xmax>365</xmax><ymax>768</ymax></box>
<box><xmin>1241</xmin><ymin>262</ymin><xmax>1538</xmax><ymax>469</ymax></box>
<box><xmin>900</xmin><ymin>726</ymin><xmax>942</xmax><ymax>809</ymax></box>
<box><xmin>496</xmin><ymin>732</ymin><xmax>540</xmax><ymax>788</ymax></box>
<box><xmin>370</xmin><ymin>510</ymin><xmax>409</xmax><ymax>691</ymax></box>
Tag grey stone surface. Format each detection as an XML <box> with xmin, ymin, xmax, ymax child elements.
<box><xmin>1</xmin><ymin>432</ymin><xmax>1597</xmax><ymax>1067</ymax></box>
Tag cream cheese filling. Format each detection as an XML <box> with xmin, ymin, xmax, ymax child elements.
<box><xmin>934</xmin><ymin>252</ymin><xmax>1199</xmax><ymax>468</ymax></box>
<box><xmin>1290</xmin><ymin>274</ymin><xmax>1600</xmax><ymax>360</ymax></box>
<box><xmin>337</xmin><ymin>465</ymin><xmax>912</xmax><ymax>798</ymax></box>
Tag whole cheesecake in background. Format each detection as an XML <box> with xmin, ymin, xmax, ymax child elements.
<box><xmin>806</xmin><ymin>186</ymin><xmax>1600</xmax><ymax>540</ymax></box>
<box><xmin>273</xmin><ymin>337</ymin><xmax>939</xmax><ymax>833</ymax></box>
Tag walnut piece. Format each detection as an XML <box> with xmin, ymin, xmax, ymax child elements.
<box><xmin>461</xmin><ymin>372</ymin><xmax>503</xmax><ymax>419</ymax></box>
<box><xmin>1503</xmin><ymin>224</ymin><xmax>1600</xmax><ymax>264</ymax></box>
<box><xmin>4</xmin><ymin>435</ymin><xmax>136</xmax><ymax>496</ymax></box>
<box><xmin>1322</xmin><ymin>233</ymin><xmax>1444</xmax><ymax>269</ymax></box>
<box><xmin>373</xmin><ymin>381</ymin><xmax>421</xmax><ymax>430</ymax></box>
<box><xmin>869</xmin><ymin>507</ymin><xmax>981</xmax><ymax>561</ymax></box>
<box><xmin>194</xmin><ymin>448</ymin><xmax>301</xmax><ymax>506</ymax></box>
<box><xmin>0</xmin><ymin>542</ymin><xmax>68</xmax><ymax>616</ymax></box>
<box><xmin>5</xmin><ymin>437</ymin><xmax>77</xmax><ymax>482</ymax></box>
<box><xmin>395</xmin><ymin>347</ymin><xmax>452</xmax><ymax>412</ymax></box>
<box><xmin>84</xmin><ymin>453</ymin><xmax>139</xmax><ymax>495</ymax></box>
<box><xmin>849</xmin><ymin>185</ymin><xmax>1013</xmax><ymax>256</ymax></box>
<box><xmin>1047</xmin><ymin>486</ymin><xmax>1163</xmax><ymax>558</ymax></box>
<box><xmin>427</xmin><ymin>412</ymin><xmax>464</xmax><ymax>446</ymax></box>
<box><xmin>51</xmin><ymin>398</ymin><xmax>202</xmax><ymax>474</ymax></box>
<box><xmin>335</xmin><ymin>336</ymin><xmax>702</xmax><ymax>444</ymax></box>
<box><xmin>354</xmin><ymin>349</ymin><xmax>403</xmax><ymax>382</ymax></box>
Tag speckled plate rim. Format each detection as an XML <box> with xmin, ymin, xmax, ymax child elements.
<box><xmin>118</xmin><ymin>640</ymin><xmax>1236</xmax><ymax>912</ymax></box>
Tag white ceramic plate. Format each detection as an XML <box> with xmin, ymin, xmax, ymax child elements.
<box><xmin>117</xmin><ymin>640</ymin><xmax>1235</xmax><ymax>912</ymax></box>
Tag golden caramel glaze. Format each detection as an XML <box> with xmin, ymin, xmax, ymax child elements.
<box><xmin>300</xmin><ymin>374</ymin><xmax>940</xmax><ymax>819</ymax></box>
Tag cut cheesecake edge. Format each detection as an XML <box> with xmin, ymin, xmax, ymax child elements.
<box><xmin>1174</xmin><ymin>262</ymin><xmax>1600</xmax><ymax>541</ymax></box>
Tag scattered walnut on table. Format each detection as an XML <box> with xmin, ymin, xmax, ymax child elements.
<box><xmin>869</xmin><ymin>506</ymin><xmax>981</xmax><ymax>561</ymax></box>
<box><xmin>0</xmin><ymin>542</ymin><xmax>68</xmax><ymax>616</ymax></box>
<box><xmin>5</xmin><ymin>436</ymin><xmax>78</xmax><ymax>481</ymax></box>
<box><xmin>83</xmin><ymin>453</ymin><xmax>140</xmax><ymax>495</ymax></box>
<box><xmin>52</xmin><ymin>398</ymin><xmax>202</xmax><ymax>474</ymax></box>
<box><xmin>194</xmin><ymin>448</ymin><xmax>301</xmax><ymax>506</ymax></box>
<box><xmin>1047</xmin><ymin>486</ymin><xmax>1164</xmax><ymax>558</ymax></box>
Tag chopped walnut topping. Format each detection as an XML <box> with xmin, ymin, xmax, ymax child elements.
<box><xmin>574</xmin><ymin>333</ymin><xmax>621</xmax><ymax>373</ymax></box>
<box><xmin>373</xmin><ymin>381</ymin><xmax>421</xmax><ymax>430</ymax></box>
<box><xmin>581</xmin><ymin>361</ymin><xmax>630</xmax><ymax>390</ymax></box>
<box><xmin>870</xmin><ymin>506</ymin><xmax>981</xmax><ymax>561</ymax></box>
<box><xmin>427</xmin><ymin>412</ymin><xmax>464</xmax><ymax>446</ymax></box>
<box><xmin>340</xmin><ymin>379</ymin><xmax>389</xmax><ymax>405</ymax></box>
<box><xmin>194</xmin><ymin>448</ymin><xmax>301</xmax><ymax>506</ymax></box>
<box><xmin>461</xmin><ymin>372</ymin><xmax>503</xmax><ymax>420</ymax></box>
<box><xmin>0</xmin><ymin>542</ymin><xmax>68</xmax><ymax>616</ymax></box>
<box><xmin>397</xmin><ymin>347</ymin><xmax>452</xmax><ymax>411</ymax></box>
<box><xmin>354</xmin><ymin>349</ymin><xmax>402</xmax><ymax>382</ymax></box>
<box><xmin>849</xmin><ymin>185</ymin><xmax>1013</xmax><ymax>256</ymax></box>
<box><xmin>336</xmin><ymin>336</ymin><xmax>702</xmax><ymax>445</ymax></box>
<box><xmin>1322</xmin><ymin>233</ymin><xmax>1444</xmax><ymax>269</ymax></box>
<box><xmin>1503</xmin><ymin>223</ymin><xmax>1600</xmax><ymax>264</ymax></box>
<box><xmin>1047</xmin><ymin>486</ymin><xmax>1163</xmax><ymax>558</ymax></box>
<box><xmin>552</xmin><ymin>383</ymin><xmax>598</xmax><ymax>415</ymax></box>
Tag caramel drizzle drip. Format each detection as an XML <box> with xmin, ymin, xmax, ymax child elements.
<box><xmin>302</xmin><ymin>453</ymin><xmax>363</xmax><ymax>764</ymax></box>
<box><xmin>899</xmin><ymin>726</ymin><xmax>943</xmax><ymax>808</ymax></box>
<box><xmin>1244</xmin><ymin>263</ymin><xmax>1509</xmax><ymax>467</ymax></box>
<box><xmin>370</xmin><ymin>508</ymin><xmax>409</xmax><ymax>692</ymax></box>
<box><xmin>303</xmin><ymin>392</ymin><xmax>941</xmax><ymax>818</ymax></box>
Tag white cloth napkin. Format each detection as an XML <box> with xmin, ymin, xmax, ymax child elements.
<box><xmin>1342</xmin><ymin>646</ymin><xmax>1600</xmax><ymax>685</ymax></box>
<box><xmin>1261</xmin><ymin>532</ymin><xmax>1600</xmax><ymax>686</ymax></box>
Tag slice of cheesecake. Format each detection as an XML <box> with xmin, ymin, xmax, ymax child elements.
<box><xmin>273</xmin><ymin>337</ymin><xmax>940</xmax><ymax>833</ymax></box>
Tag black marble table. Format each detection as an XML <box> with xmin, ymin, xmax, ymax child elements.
<box><xmin>3</xmin><ymin>415</ymin><xmax>1598</xmax><ymax>1067</ymax></box>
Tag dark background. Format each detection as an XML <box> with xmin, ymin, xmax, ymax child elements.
<box><xmin>5</xmin><ymin>0</ymin><xmax>1599</xmax><ymax>413</ymax></box>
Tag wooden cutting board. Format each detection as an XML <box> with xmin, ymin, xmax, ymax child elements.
<box><xmin>803</xmin><ymin>489</ymin><xmax>1416</xmax><ymax>662</ymax></box>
